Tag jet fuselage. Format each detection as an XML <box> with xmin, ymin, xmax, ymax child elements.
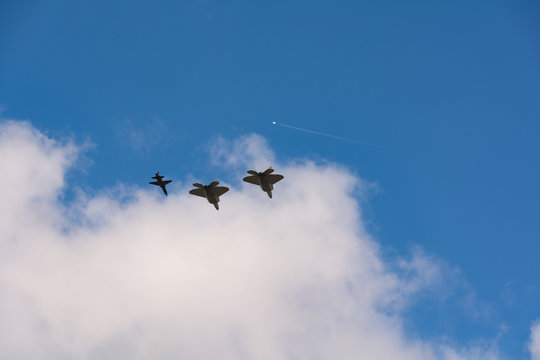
<box><xmin>242</xmin><ymin>168</ymin><xmax>283</xmax><ymax>199</ymax></box>
<box><xmin>149</xmin><ymin>172</ymin><xmax>171</xmax><ymax>196</ymax></box>
<box><xmin>203</xmin><ymin>186</ymin><xmax>220</xmax><ymax>205</ymax></box>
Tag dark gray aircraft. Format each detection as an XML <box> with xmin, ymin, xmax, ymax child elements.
<box><xmin>149</xmin><ymin>170</ymin><xmax>172</xmax><ymax>196</ymax></box>
<box><xmin>189</xmin><ymin>180</ymin><xmax>229</xmax><ymax>210</ymax></box>
<box><xmin>243</xmin><ymin>167</ymin><xmax>284</xmax><ymax>198</ymax></box>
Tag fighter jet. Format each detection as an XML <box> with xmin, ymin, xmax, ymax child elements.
<box><xmin>243</xmin><ymin>167</ymin><xmax>284</xmax><ymax>198</ymax></box>
<box><xmin>149</xmin><ymin>170</ymin><xmax>172</xmax><ymax>196</ymax></box>
<box><xmin>189</xmin><ymin>180</ymin><xmax>229</xmax><ymax>210</ymax></box>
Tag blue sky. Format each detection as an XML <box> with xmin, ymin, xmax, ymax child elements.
<box><xmin>1</xmin><ymin>1</ymin><xmax>539</xmax><ymax>358</ymax></box>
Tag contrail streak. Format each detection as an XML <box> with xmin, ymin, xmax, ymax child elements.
<box><xmin>273</xmin><ymin>122</ymin><xmax>385</xmax><ymax>149</ymax></box>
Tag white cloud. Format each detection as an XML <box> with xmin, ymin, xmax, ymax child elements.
<box><xmin>0</xmin><ymin>120</ymin><xmax>502</xmax><ymax>359</ymax></box>
<box><xmin>207</xmin><ymin>133</ymin><xmax>276</xmax><ymax>170</ymax></box>
<box><xmin>530</xmin><ymin>320</ymin><xmax>540</xmax><ymax>360</ymax></box>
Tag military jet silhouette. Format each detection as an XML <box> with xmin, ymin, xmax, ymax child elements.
<box><xmin>189</xmin><ymin>180</ymin><xmax>229</xmax><ymax>210</ymax></box>
<box><xmin>149</xmin><ymin>170</ymin><xmax>172</xmax><ymax>196</ymax></box>
<box><xmin>243</xmin><ymin>167</ymin><xmax>284</xmax><ymax>198</ymax></box>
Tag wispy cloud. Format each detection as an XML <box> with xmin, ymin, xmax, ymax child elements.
<box><xmin>530</xmin><ymin>320</ymin><xmax>540</xmax><ymax>360</ymax></box>
<box><xmin>115</xmin><ymin>116</ymin><xmax>169</xmax><ymax>156</ymax></box>
<box><xmin>207</xmin><ymin>133</ymin><xmax>276</xmax><ymax>170</ymax></box>
<box><xmin>0</xmin><ymin>120</ymin><xmax>505</xmax><ymax>359</ymax></box>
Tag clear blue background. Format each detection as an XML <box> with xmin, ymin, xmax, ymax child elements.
<box><xmin>1</xmin><ymin>1</ymin><xmax>539</xmax><ymax>357</ymax></box>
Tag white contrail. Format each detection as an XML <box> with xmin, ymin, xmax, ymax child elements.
<box><xmin>273</xmin><ymin>121</ymin><xmax>385</xmax><ymax>148</ymax></box>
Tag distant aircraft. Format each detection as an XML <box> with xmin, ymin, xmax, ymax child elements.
<box><xmin>189</xmin><ymin>180</ymin><xmax>229</xmax><ymax>210</ymax></box>
<box><xmin>149</xmin><ymin>170</ymin><xmax>172</xmax><ymax>196</ymax></box>
<box><xmin>243</xmin><ymin>167</ymin><xmax>284</xmax><ymax>198</ymax></box>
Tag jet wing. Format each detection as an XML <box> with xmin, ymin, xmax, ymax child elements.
<box><xmin>189</xmin><ymin>188</ymin><xmax>206</xmax><ymax>198</ymax></box>
<box><xmin>215</xmin><ymin>186</ymin><xmax>229</xmax><ymax>197</ymax></box>
<box><xmin>162</xmin><ymin>180</ymin><xmax>172</xmax><ymax>185</ymax></box>
<box><xmin>266</xmin><ymin>174</ymin><xmax>284</xmax><ymax>184</ymax></box>
<box><xmin>242</xmin><ymin>175</ymin><xmax>259</xmax><ymax>185</ymax></box>
<box><xmin>149</xmin><ymin>181</ymin><xmax>160</xmax><ymax>185</ymax></box>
